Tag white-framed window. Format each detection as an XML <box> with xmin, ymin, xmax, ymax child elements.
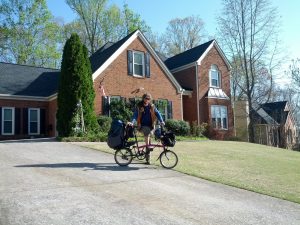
<box><xmin>1</xmin><ymin>107</ymin><xmax>15</xmax><ymax>135</ymax></box>
<box><xmin>211</xmin><ymin>105</ymin><xmax>228</xmax><ymax>129</ymax></box>
<box><xmin>28</xmin><ymin>108</ymin><xmax>40</xmax><ymax>135</ymax></box>
<box><xmin>133</xmin><ymin>51</ymin><xmax>144</xmax><ymax>76</ymax></box>
<box><xmin>210</xmin><ymin>64</ymin><xmax>220</xmax><ymax>88</ymax></box>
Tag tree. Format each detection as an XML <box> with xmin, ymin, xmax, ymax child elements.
<box><xmin>65</xmin><ymin>1</ymin><xmax>151</xmax><ymax>54</ymax></box>
<box><xmin>217</xmin><ymin>0</ymin><xmax>281</xmax><ymax>142</ymax></box>
<box><xmin>65</xmin><ymin>0</ymin><xmax>107</xmax><ymax>54</ymax></box>
<box><xmin>57</xmin><ymin>33</ymin><xmax>97</xmax><ymax>136</ymax></box>
<box><xmin>163</xmin><ymin>15</ymin><xmax>205</xmax><ymax>56</ymax></box>
<box><xmin>0</xmin><ymin>0</ymin><xmax>62</xmax><ymax>67</ymax></box>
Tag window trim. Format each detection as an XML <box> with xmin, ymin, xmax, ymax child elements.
<box><xmin>1</xmin><ymin>107</ymin><xmax>15</xmax><ymax>135</ymax></box>
<box><xmin>28</xmin><ymin>108</ymin><xmax>40</xmax><ymax>135</ymax></box>
<box><xmin>133</xmin><ymin>51</ymin><xmax>145</xmax><ymax>77</ymax></box>
<box><xmin>211</xmin><ymin>105</ymin><xmax>228</xmax><ymax>130</ymax></box>
<box><xmin>209</xmin><ymin>65</ymin><xmax>221</xmax><ymax>88</ymax></box>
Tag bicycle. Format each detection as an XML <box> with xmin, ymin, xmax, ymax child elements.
<box><xmin>114</xmin><ymin>125</ymin><xmax>178</xmax><ymax>169</ymax></box>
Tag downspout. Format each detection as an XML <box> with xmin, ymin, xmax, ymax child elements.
<box><xmin>180</xmin><ymin>88</ymin><xmax>184</xmax><ymax>121</ymax></box>
<box><xmin>195</xmin><ymin>62</ymin><xmax>200</xmax><ymax>125</ymax></box>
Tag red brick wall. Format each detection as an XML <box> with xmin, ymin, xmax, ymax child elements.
<box><xmin>173</xmin><ymin>67</ymin><xmax>198</xmax><ymax>123</ymax></box>
<box><xmin>199</xmin><ymin>45</ymin><xmax>233</xmax><ymax>139</ymax></box>
<box><xmin>94</xmin><ymin>37</ymin><xmax>182</xmax><ymax>120</ymax></box>
<box><xmin>0</xmin><ymin>98</ymin><xmax>57</xmax><ymax>140</ymax></box>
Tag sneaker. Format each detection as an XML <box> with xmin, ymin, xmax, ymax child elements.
<box><xmin>145</xmin><ymin>153</ymin><xmax>151</xmax><ymax>164</ymax></box>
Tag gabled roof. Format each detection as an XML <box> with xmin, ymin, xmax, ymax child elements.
<box><xmin>164</xmin><ymin>40</ymin><xmax>214</xmax><ymax>71</ymax></box>
<box><xmin>164</xmin><ymin>40</ymin><xmax>231</xmax><ymax>72</ymax></box>
<box><xmin>89</xmin><ymin>32</ymin><xmax>135</xmax><ymax>73</ymax></box>
<box><xmin>90</xmin><ymin>30</ymin><xmax>183</xmax><ymax>93</ymax></box>
<box><xmin>0</xmin><ymin>62</ymin><xmax>59</xmax><ymax>98</ymax></box>
<box><xmin>261</xmin><ymin>101</ymin><xmax>289</xmax><ymax>124</ymax></box>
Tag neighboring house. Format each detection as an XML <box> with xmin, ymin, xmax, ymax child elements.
<box><xmin>0</xmin><ymin>30</ymin><xmax>188</xmax><ymax>140</ymax></box>
<box><xmin>164</xmin><ymin>40</ymin><xmax>234</xmax><ymax>139</ymax></box>
<box><xmin>0</xmin><ymin>63</ymin><xmax>58</xmax><ymax>140</ymax></box>
<box><xmin>234</xmin><ymin>100</ymin><xmax>298</xmax><ymax>149</ymax></box>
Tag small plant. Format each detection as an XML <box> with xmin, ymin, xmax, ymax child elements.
<box><xmin>190</xmin><ymin>121</ymin><xmax>208</xmax><ymax>137</ymax></box>
<box><xmin>97</xmin><ymin>115</ymin><xmax>112</xmax><ymax>133</ymax></box>
<box><xmin>165</xmin><ymin>119</ymin><xmax>190</xmax><ymax>136</ymax></box>
<box><xmin>109</xmin><ymin>99</ymin><xmax>133</xmax><ymax>122</ymax></box>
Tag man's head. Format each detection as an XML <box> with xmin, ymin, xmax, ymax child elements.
<box><xmin>142</xmin><ymin>93</ymin><xmax>152</xmax><ymax>105</ymax></box>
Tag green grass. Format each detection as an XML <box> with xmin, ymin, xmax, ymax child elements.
<box><xmin>74</xmin><ymin>140</ymin><xmax>300</xmax><ymax>204</ymax></box>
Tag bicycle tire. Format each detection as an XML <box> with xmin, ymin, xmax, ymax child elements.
<box><xmin>159</xmin><ymin>150</ymin><xmax>178</xmax><ymax>169</ymax></box>
<box><xmin>114</xmin><ymin>148</ymin><xmax>133</xmax><ymax>166</ymax></box>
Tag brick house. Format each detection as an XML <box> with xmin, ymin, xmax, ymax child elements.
<box><xmin>0</xmin><ymin>63</ymin><xmax>59</xmax><ymax>140</ymax></box>
<box><xmin>164</xmin><ymin>40</ymin><xmax>234</xmax><ymax>139</ymax></box>
<box><xmin>234</xmin><ymin>100</ymin><xmax>298</xmax><ymax>148</ymax></box>
<box><xmin>0</xmin><ymin>30</ymin><xmax>187</xmax><ymax>140</ymax></box>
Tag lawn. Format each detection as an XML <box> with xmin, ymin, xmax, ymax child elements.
<box><xmin>74</xmin><ymin>140</ymin><xmax>300</xmax><ymax>204</ymax></box>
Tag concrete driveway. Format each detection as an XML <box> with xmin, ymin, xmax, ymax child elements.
<box><xmin>0</xmin><ymin>140</ymin><xmax>299</xmax><ymax>225</ymax></box>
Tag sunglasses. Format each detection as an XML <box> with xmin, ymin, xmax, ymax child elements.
<box><xmin>144</xmin><ymin>97</ymin><xmax>151</xmax><ymax>100</ymax></box>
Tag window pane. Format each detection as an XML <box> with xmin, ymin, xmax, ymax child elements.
<box><xmin>30</xmin><ymin>122</ymin><xmax>38</xmax><ymax>133</ymax></box>
<box><xmin>30</xmin><ymin>110</ymin><xmax>38</xmax><ymax>122</ymax></box>
<box><xmin>212</xmin><ymin>118</ymin><xmax>216</xmax><ymax>128</ymax></box>
<box><xmin>4</xmin><ymin>109</ymin><xmax>12</xmax><ymax>120</ymax></box>
<box><xmin>217</xmin><ymin>118</ymin><xmax>221</xmax><ymax>128</ymax></box>
<box><xmin>211</xmin><ymin>70</ymin><xmax>219</xmax><ymax>87</ymax></box>
<box><xmin>222</xmin><ymin>118</ymin><xmax>228</xmax><ymax>129</ymax></box>
<box><xmin>134</xmin><ymin>52</ymin><xmax>143</xmax><ymax>64</ymax></box>
<box><xmin>134</xmin><ymin>64</ymin><xmax>143</xmax><ymax>75</ymax></box>
<box><xmin>4</xmin><ymin>121</ymin><xmax>12</xmax><ymax>133</ymax></box>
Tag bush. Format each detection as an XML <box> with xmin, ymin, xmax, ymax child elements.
<box><xmin>165</xmin><ymin>119</ymin><xmax>190</xmax><ymax>136</ymax></box>
<box><xmin>59</xmin><ymin>132</ymin><xmax>107</xmax><ymax>142</ymax></box>
<box><xmin>109</xmin><ymin>100</ymin><xmax>133</xmax><ymax>122</ymax></box>
<box><xmin>97</xmin><ymin>115</ymin><xmax>112</xmax><ymax>133</ymax></box>
<box><xmin>190</xmin><ymin>121</ymin><xmax>208</xmax><ymax>137</ymax></box>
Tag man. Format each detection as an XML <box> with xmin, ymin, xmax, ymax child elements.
<box><xmin>128</xmin><ymin>93</ymin><xmax>165</xmax><ymax>164</ymax></box>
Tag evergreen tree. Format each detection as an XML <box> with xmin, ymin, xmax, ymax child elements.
<box><xmin>57</xmin><ymin>33</ymin><xmax>97</xmax><ymax>136</ymax></box>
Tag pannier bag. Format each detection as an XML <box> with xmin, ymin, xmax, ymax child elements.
<box><xmin>161</xmin><ymin>131</ymin><xmax>176</xmax><ymax>147</ymax></box>
<box><xmin>107</xmin><ymin>120</ymin><xmax>125</xmax><ymax>149</ymax></box>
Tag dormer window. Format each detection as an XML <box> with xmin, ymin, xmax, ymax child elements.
<box><xmin>210</xmin><ymin>64</ymin><xmax>220</xmax><ymax>88</ymax></box>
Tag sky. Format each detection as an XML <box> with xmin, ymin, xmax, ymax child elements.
<box><xmin>47</xmin><ymin>0</ymin><xmax>300</xmax><ymax>77</ymax></box>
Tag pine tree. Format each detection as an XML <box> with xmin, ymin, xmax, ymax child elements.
<box><xmin>57</xmin><ymin>33</ymin><xmax>97</xmax><ymax>136</ymax></box>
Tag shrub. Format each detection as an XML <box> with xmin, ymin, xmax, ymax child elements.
<box><xmin>97</xmin><ymin>115</ymin><xmax>112</xmax><ymax>133</ymax></box>
<box><xmin>190</xmin><ymin>121</ymin><xmax>208</xmax><ymax>137</ymax></box>
<box><xmin>60</xmin><ymin>132</ymin><xmax>107</xmax><ymax>142</ymax></box>
<box><xmin>165</xmin><ymin>119</ymin><xmax>190</xmax><ymax>136</ymax></box>
<box><xmin>109</xmin><ymin>100</ymin><xmax>133</xmax><ymax>122</ymax></box>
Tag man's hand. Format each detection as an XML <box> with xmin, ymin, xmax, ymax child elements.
<box><xmin>160</xmin><ymin>121</ymin><xmax>165</xmax><ymax>126</ymax></box>
<box><xmin>127</xmin><ymin>122</ymin><xmax>133</xmax><ymax>126</ymax></box>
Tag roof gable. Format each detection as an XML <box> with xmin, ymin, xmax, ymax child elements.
<box><xmin>164</xmin><ymin>40</ymin><xmax>231</xmax><ymax>72</ymax></box>
<box><xmin>90</xmin><ymin>30</ymin><xmax>183</xmax><ymax>93</ymax></box>
<box><xmin>261</xmin><ymin>101</ymin><xmax>289</xmax><ymax>124</ymax></box>
<box><xmin>164</xmin><ymin>40</ymin><xmax>214</xmax><ymax>71</ymax></box>
<box><xmin>0</xmin><ymin>62</ymin><xmax>59</xmax><ymax>98</ymax></box>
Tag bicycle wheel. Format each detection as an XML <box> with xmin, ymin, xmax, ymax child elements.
<box><xmin>114</xmin><ymin>148</ymin><xmax>133</xmax><ymax>166</ymax></box>
<box><xmin>159</xmin><ymin>150</ymin><xmax>178</xmax><ymax>169</ymax></box>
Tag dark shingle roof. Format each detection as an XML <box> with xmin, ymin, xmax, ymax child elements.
<box><xmin>261</xmin><ymin>101</ymin><xmax>288</xmax><ymax>124</ymax></box>
<box><xmin>89</xmin><ymin>31</ymin><xmax>136</xmax><ymax>73</ymax></box>
<box><xmin>164</xmin><ymin>40</ymin><xmax>214</xmax><ymax>70</ymax></box>
<box><xmin>0</xmin><ymin>62</ymin><xmax>59</xmax><ymax>97</ymax></box>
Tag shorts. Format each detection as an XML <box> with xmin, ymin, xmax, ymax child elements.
<box><xmin>139</xmin><ymin>126</ymin><xmax>153</xmax><ymax>136</ymax></box>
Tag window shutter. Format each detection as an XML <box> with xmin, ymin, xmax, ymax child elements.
<box><xmin>127</xmin><ymin>50</ymin><xmax>133</xmax><ymax>75</ymax></box>
<box><xmin>102</xmin><ymin>96</ymin><xmax>110</xmax><ymax>116</ymax></box>
<box><xmin>145</xmin><ymin>52</ymin><xmax>150</xmax><ymax>78</ymax></box>
<box><xmin>0</xmin><ymin>107</ymin><xmax>2</xmax><ymax>135</ymax></box>
<box><xmin>40</xmin><ymin>109</ymin><xmax>46</xmax><ymax>134</ymax></box>
<box><xmin>15</xmin><ymin>108</ymin><xmax>21</xmax><ymax>135</ymax></box>
<box><xmin>23</xmin><ymin>108</ymin><xmax>28</xmax><ymax>134</ymax></box>
<box><xmin>167</xmin><ymin>101</ymin><xmax>173</xmax><ymax>119</ymax></box>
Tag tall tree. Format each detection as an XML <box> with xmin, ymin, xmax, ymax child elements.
<box><xmin>0</xmin><ymin>0</ymin><xmax>62</xmax><ymax>67</ymax></box>
<box><xmin>57</xmin><ymin>33</ymin><xmax>97</xmax><ymax>136</ymax></box>
<box><xmin>163</xmin><ymin>15</ymin><xmax>205</xmax><ymax>56</ymax></box>
<box><xmin>64</xmin><ymin>1</ymin><xmax>151</xmax><ymax>54</ymax></box>
<box><xmin>217</xmin><ymin>0</ymin><xmax>281</xmax><ymax>142</ymax></box>
<box><xmin>65</xmin><ymin>0</ymin><xmax>107</xmax><ymax>54</ymax></box>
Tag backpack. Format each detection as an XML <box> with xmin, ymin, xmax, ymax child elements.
<box><xmin>107</xmin><ymin>120</ymin><xmax>125</xmax><ymax>149</ymax></box>
<box><xmin>161</xmin><ymin>131</ymin><xmax>176</xmax><ymax>147</ymax></box>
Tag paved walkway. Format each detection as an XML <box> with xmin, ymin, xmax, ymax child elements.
<box><xmin>0</xmin><ymin>140</ymin><xmax>299</xmax><ymax>225</ymax></box>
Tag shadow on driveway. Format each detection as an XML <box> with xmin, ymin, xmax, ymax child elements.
<box><xmin>14</xmin><ymin>162</ymin><xmax>147</xmax><ymax>171</ymax></box>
